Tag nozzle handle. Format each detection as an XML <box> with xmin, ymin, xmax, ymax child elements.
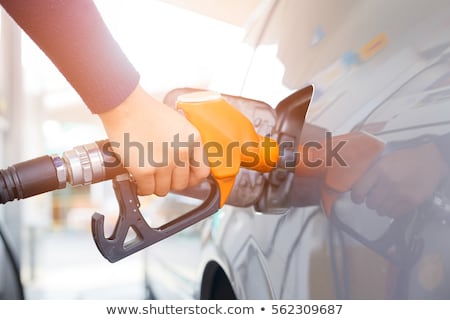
<box><xmin>91</xmin><ymin>174</ymin><xmax>220</xmax><ymax>263</ymax></box>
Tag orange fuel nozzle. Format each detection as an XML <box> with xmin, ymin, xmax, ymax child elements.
<box><xmin>176</xmin><ymin>91</ymin><xmax>279</xmax><ymax>207</ymax></box>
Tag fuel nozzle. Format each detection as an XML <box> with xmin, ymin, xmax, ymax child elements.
<box><xmin>0</xmin><ymin>86</ymin><xmax>314</xmax><ymax>263</ymax></box>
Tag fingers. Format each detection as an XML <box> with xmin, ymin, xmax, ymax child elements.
<box><xmin>135</xmin><ymin>139</ymin><xmax>209</xmax><ymax>196</ymax></box>
<box><xmin>388</xmin><ymin>201</ymin><xmax>411</xmax><ymax>218</ymax></box>
<box><xmin>350</xmin><ymin>161</ymin><xmax>396</xmax><ymax>216</ymax></box>
<box><xmin>154</xmin><ymin>167</ymin><xmax>172</xmax><ymax>196</ymax></box>
<box><xmin>170</xmin><ymin>148</ymin><xmax>190</xmax><ymax>191</ymax></box>
<box><xmin>135</xmin><ymin>173</ymin><xmax>155</xmax><ymax>196</ymax></box>
<box><xmin>168</xmin><ymin>136</ymin><xmax>209</xmax><ymax>192</ymax></box>
<box><xmin>189</xmin><ymin>133</ymin><xmax>210</xmax><ymax>186</ymax></box>
<box><xmin>365</xmin><ymin>181</ymin><xmax>389</xmax><ymax>211</ymax></box>
<box><xmin>350</xmin><ymin>158</ymin><xmax>420</xmax><ymax>217</ymax></box>
<box><xmin>350</xmin><ymin>165</ymin><xmax>379</xmax><ymax>204</ymax></box>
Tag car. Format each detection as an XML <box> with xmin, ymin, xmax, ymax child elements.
<box><xmin>0</xmin><ymin>225</ymin><xmax>24</xmax><ymax>299</ymax></box>
<box><xmin>145</xmin><ymin>0</ymin><xmax>450</xmax><ymax>299</ymax></box>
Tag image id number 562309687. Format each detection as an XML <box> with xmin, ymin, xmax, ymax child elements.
<box><xmin>271</xmin><ymin>304</ymin><xmax>343</xmax><ymax>315</ymax></box>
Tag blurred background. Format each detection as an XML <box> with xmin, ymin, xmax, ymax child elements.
<box><xmin>0</xmin><ymin>0</ymin><xmax>263</xmax><ymax>299</ymax></box>
<box><xmin>3</xmin><ymin>0</ymin><xmax>450</xmax><ymax>300</ymax></box>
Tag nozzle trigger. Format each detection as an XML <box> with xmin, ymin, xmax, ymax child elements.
<box><xmin>91</xmin><ymin>174</ymin><xmax>220</xmax><ymax>263</ymax></box>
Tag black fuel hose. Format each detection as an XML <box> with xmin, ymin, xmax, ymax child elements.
<box><xmin>0</xmin><ymin>156</ymin><xmax>60</xmax><ymax>204</ymax></box>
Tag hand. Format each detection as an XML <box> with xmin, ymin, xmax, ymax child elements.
<box><xmin>351</xmin><ymin>142</ymin><xmax>449</xmax><ymax>217</ymax></box>
<box><xmin>98</xmin><ymin>85</ymin><xmax>210</xmax><ymax>196</ymax></box>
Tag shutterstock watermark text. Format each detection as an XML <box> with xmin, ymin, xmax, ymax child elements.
<box><xmin>102</xmin><ymin>132</ymin><xmax>347</xmax><ymax>169</ymax></box>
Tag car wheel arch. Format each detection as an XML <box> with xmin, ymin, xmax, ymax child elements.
<box><xmin>200</xmin><ymin>261</ymin><xmax>237</xmax><ymax>300</ymax></box>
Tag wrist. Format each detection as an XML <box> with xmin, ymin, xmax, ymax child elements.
<box><xmin>98</xmin><ymin>84</ymin><xmax>141</xmax><ymax>124</ymax></box>
<box><xmin>98</xmin><ymin>84</ymin><xmax>164</xmax><ymax>130</ymax></box>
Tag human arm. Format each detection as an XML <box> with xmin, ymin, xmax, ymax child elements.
<box><xmin>0</xmin><ymin>0</ymin><xmax>209</xmax><ymax>195</ymax></box>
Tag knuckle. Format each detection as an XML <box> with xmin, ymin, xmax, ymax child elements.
<box><xmin>172</xmin><ymin>181</ymin><xmax>188</xmax><ymax>191</ymax></box>
<box><xmin>131</xmin><ymin>166</ymin><xmax>156</xmax><ymax>178</ymax></box>
<box><xmin>178</xmin><ymin>148</ymin><xmax>190</xmax><ymax>163</ymax></box>
<box><xmin>154</xmin><ymin>190</ymin><xmax>169</xmax><ymax>197</ymax></box>
<box><xmin>137</xmin><ymin>185</ymin><xmax>153</xmax><ymax>196</ymax></box>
